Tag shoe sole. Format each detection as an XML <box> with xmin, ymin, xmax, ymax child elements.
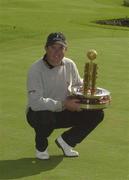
<box><xmin>36</xmin><ymin>156</ymin><xmax>49</xmax><ymax>160</ymax></box>
<box><xmin>55</xmin><ymin>139</ymin><xmax>78</xmax><ymax>157</ymax></box>
<box><xmin>36</xmin><ymin>156</ymin><xmax>50</xmax><ymax>160</ymax></box>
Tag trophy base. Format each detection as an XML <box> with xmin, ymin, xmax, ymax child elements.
<box><xmin>80</xmin><ymin>103</ymin><xmax>109</xmax><ymax>110</ymax></box>
<box><xmin>69</xmin><ymin>87</ymin><xmax>111</xmax><ymax>110</ymax></box>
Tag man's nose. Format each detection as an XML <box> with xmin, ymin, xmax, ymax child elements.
<box><xmin>55</xmin><ymin>49</ymin><xmax>61</xmax><ymax>54</ymax></box>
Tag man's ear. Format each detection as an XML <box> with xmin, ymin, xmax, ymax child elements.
<box><xmin>65</xmin><ymin>47</ymin><xmax>68</xmax><ymax>51</ymax></box>
<box><xmin>45</xmin><ymin>46</ymin><xmax>47</xmax><ymax>51</ymax></box>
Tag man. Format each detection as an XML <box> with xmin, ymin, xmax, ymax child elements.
<box><xmin>26</xmin><ymin>32</ymin><xmax>104</xmax><ymax>160</ymax></box>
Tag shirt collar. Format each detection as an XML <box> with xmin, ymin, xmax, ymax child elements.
<box><xmin>42</xmin><ymin>54</ymin><xmax>64</xmax><ymax>69</ymax></box>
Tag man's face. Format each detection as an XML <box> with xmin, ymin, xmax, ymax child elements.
<box><xmin>45</xmin><ymin>43</ymin><xmax>67</xmax><ymax>66</ymax></box>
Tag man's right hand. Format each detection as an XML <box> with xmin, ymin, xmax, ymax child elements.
<box><xmin>63</xmin><ymin>99</ymin><xmax>81</xmax><ymax>112</ymax></box>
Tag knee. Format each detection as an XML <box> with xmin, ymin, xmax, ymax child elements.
<box><xmin>95</xmin><ymin>110</ymin><xmax>104</xmax><ymax>123</ymax></box>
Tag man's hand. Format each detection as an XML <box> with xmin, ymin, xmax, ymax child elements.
<box><xmin>63</xmin><ymin>99</ymin><xmax>81</xmax><ymax>112</ymax></box>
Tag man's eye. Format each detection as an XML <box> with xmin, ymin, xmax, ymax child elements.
<box><xmin>51</xmin><ymin>46</ymin><xmax>57</xmax><ymax>50</ymax></box>
<box><xmin>60</xmin><ymin>47</ymin><xmax>65</xmax><ymax>50</ymax></box>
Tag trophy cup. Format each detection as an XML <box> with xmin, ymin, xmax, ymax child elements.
<box><xmin>69</xmin><ymin>49</ymin><xmax>111</xmax><ymax>110</ymax></box>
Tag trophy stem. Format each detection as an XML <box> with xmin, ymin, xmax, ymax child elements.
<box><xmin>91</xmin><ymin>63</ymin><xmax>97</xmax><ymax>95</ymax></box>
<box><xmin>83</xmin><ymin>61</ymin><xmax>97</xmax><ymax>96</ymax></box>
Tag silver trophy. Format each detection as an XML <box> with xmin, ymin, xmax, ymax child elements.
<box><xmin>69</xmin><ymin>49</ymin><xmax>111</xmax><ymax>110</ymax></box>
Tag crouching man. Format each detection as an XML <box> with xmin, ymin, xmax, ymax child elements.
<box><xmin>26</xmin><ymin>32</ymin><xmax>104</xmax><ymax>160</ymax></box>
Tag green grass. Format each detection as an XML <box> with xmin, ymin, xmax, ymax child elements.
<box><xmin>0</xmin><ymin>0</ymin><xmax>129</xmax><ymax>179</ymax></box>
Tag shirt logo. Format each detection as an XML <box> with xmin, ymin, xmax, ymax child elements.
<box><xmin>28</xmin><ymin>90</ymin><xmax>36</xmax><ymax>94</ymax></box>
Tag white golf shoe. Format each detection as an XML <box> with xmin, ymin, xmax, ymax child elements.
<box><xmin>36</xmin><ymin>149</ymin><xmax>49</xmax><ymax>160</ymax></box>
<box><xmin>55</xmin><ymin>136</ymin><xmax>79</xmax><ymax>157</ymax></box>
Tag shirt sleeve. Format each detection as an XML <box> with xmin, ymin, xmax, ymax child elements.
<box><xmin>27</xmin><ymin>67</ymin><xmax>62</xmax><ymax>112</ymax></box>
<box><xmin>70</xmin><ymin>61</ymin><xmax>83</xmax><ymax>86</ymax></box>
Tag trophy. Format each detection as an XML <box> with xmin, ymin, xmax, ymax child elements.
<box><xmin>69</xmin><ymin>49</ymin><xmax>111</xmax><ymax>110</ymax></box>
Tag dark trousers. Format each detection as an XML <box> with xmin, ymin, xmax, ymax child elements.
<box><xmin>26</xmin><ymin>108</ymin><xmax>104</xmax><ymax>152</ymax></box>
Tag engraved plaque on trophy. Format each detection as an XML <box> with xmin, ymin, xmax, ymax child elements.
<box><xmin>69</xmin><ymin>49</ymin><xmax>111</xmax><ymax>110</ymax></box>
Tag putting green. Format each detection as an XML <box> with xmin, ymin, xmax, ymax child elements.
<box><xmin>0</xmin><ymin>0</ymin><xmax>129</xmax><ymax>179</ymax></box>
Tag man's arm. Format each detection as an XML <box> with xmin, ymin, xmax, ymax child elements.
<box><xmin>70</xmin><ymin>61</ymin><xmax>83</xmax><ymax>87</ymax></box>
<box><xmin>27</xmin><ymin>68</ymin><xmax>62</xmax><ymax>112</ymax></box>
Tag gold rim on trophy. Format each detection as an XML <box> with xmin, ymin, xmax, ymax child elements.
<box><xmin>69</xmin><ymin>49</ymin><xmax>111</xmax><ymax>110</ymax></box>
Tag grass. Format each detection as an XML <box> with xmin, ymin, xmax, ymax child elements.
<box><xmin>0</xmin><ymin>0</ymin><xmax>129</xmax><ymax>179</ymax></box>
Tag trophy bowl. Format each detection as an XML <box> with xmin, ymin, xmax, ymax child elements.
<box><xmin>68</xmin><ymin>86</ymin><xmax>111</xmax><ymax>110</ymax></box>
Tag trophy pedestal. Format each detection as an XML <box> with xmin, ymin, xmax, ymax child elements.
<box><xmin>69</xmin><ymin>86</ymin><xmax>111</xmax><ymax>110</ymax></box>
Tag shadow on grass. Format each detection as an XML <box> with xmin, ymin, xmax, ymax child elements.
<box><xmin>0</xmin><ymin>155</ymin><xmax>63</xmax><ymax>179</ymax></box>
